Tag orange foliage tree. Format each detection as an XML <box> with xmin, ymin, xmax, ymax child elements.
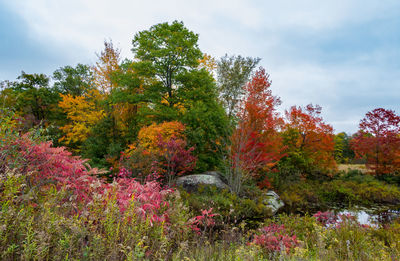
<box><xmin>133</xmin><ymin>121</ymin><xmax>186</xmax><ymax>154</ymax></box>
<box><xmin>227</xmin><ymin>68</ymin><xmax>284</xmax><ymax>193</ymax></box>
<box><xmin>282</xmin><ymin>104</ymin><xmax>336</xmax><ymax>176</ymax></box>
<box><xmin>351</xmin><ymin>108</ymin><xmax>400</xmax><ymax>175</ymax></box>
<box><xmin>122</xmin><ymin>121</ymin><xmax>196</xmax><ymax>183</ymax></box>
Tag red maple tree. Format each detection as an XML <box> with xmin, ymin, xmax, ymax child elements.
<box><xmin>228</xmin><ymin>68</ymin><xmax>284</xmax><ymax>192</ymax></box>
<box><xmin>283</xmin><ymin>104</ymin><xmax>336</xmax><ymax>174</ymax></box>
<box><xmin>351</xmin><ymin>108</ymin><xmax>400</xmax><ymax>175</ymax></box>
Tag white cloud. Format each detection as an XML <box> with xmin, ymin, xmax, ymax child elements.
<box><xmin>3</xmin><ymin>0</ymin><xmax>400</xmax><ymax>133</ymax></box>
<box><xmin>6</xmin><ymin>0</ymin><xmax>398</xmax><ymax>57</ymax></box>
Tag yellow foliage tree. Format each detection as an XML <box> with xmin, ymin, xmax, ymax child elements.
<box><xmin>58</xmin><ymin>89</ymin><xmax>105</xmax><ymax>146</ymax></box>
<box><xmin>93</xmin><ymin>40</ymin><xmax>121</xmax><ymax>94</ymax></box>
<box><xmin>198</xmin><ymin>53</ymin><xmax>217</xmax><ymax>74</ymax></box>
<box><xmin>92</xmin><ymin>39</ymin><xmax>137</xmax><ymax>135</ymax></box>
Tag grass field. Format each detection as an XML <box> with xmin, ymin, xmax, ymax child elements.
<box><xmin>338</xmin><ymin>164</ymin><xmax>369</xmax><ymax>173</ymax></box>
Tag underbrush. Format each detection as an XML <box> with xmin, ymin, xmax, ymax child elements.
<box><xmin>180</xmin><ymin>185</ymin><xmax>272</xmax><ymax>227</ymax></box>
<box><xmin>1</xmin><ymin>123</ymin><xmax>399</xmax><ymax>260</ymax></box>
<box><xmin>280</xmin><ymin>171</ymin><xmax>400</xmax><ymax>213</ymax></box>
<box><xmin>2</xmin><ymin>173</ymin><xmax>399</xmax><ymax>261</ymax></box>
<box><xmin>0</xmin><ymin>169</ymin><xmax>193</xmax><ymax>260</ymax></box>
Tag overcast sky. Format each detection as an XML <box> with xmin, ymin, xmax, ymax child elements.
<box><xmin>1</xmin><ymin>0</ymin><xmax>399</xmax><ymax>133</ymax></box>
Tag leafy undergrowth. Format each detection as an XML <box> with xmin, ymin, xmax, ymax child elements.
<box><xmin>279</xmin><ymin>173</ymin><xmax>400</xmax><ymax>213</ymax></box>
<box><xmin>180</xmin><ymin>185</ymin><xmax>272</xmax><ymax>227</ymax></box>
<box><xmin>174</xmin><ymin>212</ymin><xmax>400</xmax><ymax>260</ymax></box>
<box><xmin>0</xmin><ymin>132</ymin><xmax>191</xmax><ymax>260</ymax></box>
<box><xmin>1</xmin><ymin>132</ymin><xmax>400</xmax><ymax>260</ymax></box>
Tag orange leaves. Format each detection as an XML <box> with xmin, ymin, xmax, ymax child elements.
<box><xmin>239</xmin><ymin>68</ymin><xmax>282</xmax><ymax>132</ymax></box>
<box><xmin>123</xmin><ymin>121</ymin><xmax>195</xmax><ymax>184</ymax></box>
<box><xmin>125</xmin><ymin>121</ymin><xmax>186</xmax><ymax>158</ymax></box>
<box><xmin>228</xmin><ymin>68</ymin><xmax>284</xmax><ymax>191</ymax></box>
<box><xmin>283</xmin><ymin>104</ymin><xmax>336</xmax><ymax>173</ymax></box>
<box><xmin>198</xmin><ymin>53</ymin><xmax>217</xmax><ymax>74</ymax></box>
<box><xmin>136</xmin><ymin>121</ymin><xmax>186</xmax><ymax>153</ymax></box>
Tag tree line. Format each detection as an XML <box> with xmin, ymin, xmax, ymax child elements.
<box><xmin>1</xmin><ymin>21</ymin><xmax>399</xmax><ymax>192</ymax></box>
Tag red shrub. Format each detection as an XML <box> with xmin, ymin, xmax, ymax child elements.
<box><xmin>1</xmin><ymin>133</ymin><xmax>174</xmax><ymax>226</ymax></box>
<box><xmin>188</xmin><ymin>208</ymin><xmax>219</xmax><ymax>235</ymax></box>
<box><xmin>313</xmin><ymin>211</ymin><xmax>338</xmax><ymax>226</ymax></box>
<box><xmin>251</xmin><ymin>224</ymin><xmax>298</xmax><ymax>254</ymax></box>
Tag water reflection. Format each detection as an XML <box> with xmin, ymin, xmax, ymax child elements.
<box><xmin>336</xmin><ymin>206</ymin><xmax>400</xmax><ymax>226</ymax></box>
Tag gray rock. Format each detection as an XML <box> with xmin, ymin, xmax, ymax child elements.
<box><xmin>176</xmin><ymin>171</ymin><xmax>229</xmax><ymax>192</ymax></box>
<box><xmin>263</xmin><ymin>190</ymin><xmax>285</xmax><ymax>215</ymax></box>
<box><xmin>176</xmin><ymin>172</ymin><xmax>284</xmax><ymax>216</ymax></box>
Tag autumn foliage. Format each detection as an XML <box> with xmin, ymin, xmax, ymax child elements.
<box><xmin>0</xmin><ymin>132</ymin><xmax>174</xmax><ymax>225</ymax></box>
<box><xmin>351</xmin><ymin>108</ymin><xmax>400</xmax><ymax>175</ymax></box>
<box><xmin>251</xmin><ymin>224</ymin><xmax>298</xmax><ymax>254</ymax></box>
<box><xmin>282</xmin><ymin>104</ymin><xmax>336</xmax><ymax>174</ymax></box>
<box><xmin>132</xmin><ymin>121</ymin><xmax>186</xmax><ymax>154</ymax></box>
<box><xmin>227</xmin><ymin>68</ymin><xmax>284</xmax><ymax>192</ymax></box>
<box><xmin>123</xmin><ymin>121</ymin><xmax>196</xmax><ymax>184</ymax></box>
<box><xmin>58</xmin><ymin>90</ymin><xmax>105</xmax><ymax>147</ymax></box>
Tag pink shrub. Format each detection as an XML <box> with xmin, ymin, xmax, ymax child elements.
<box><xmin>189</xmin><ymin>208</ymin><xmax>219</xmax><ymax>235</ymax></box>
<box><xmin>251</xmin><ymin>224</ymin><xmax>298</xmax><ymax>254</ymax></box>
<box><xmin>1</xmin><ymin>133</ymin><xmax>174</xmax><ymax>226</ymax></box>
<box><xmin>313</xmin><ymin>211</ymin><xmax>338</xmax><ymax>226</ymax></box>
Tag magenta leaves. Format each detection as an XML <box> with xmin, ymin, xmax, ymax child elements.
<box><xmin>313</xmin><ymin>211</ymin><xmax>338</xmax><ymax>226</ymax></box>
<box><xmin>155</xmin><ymin>136</ymin><xmax>197</xmax><ymax>185</ymax></box>
<box><xmin>188</xmin><ymin>208</ymin><xmax>220</xmax><ymax>235</ymax></box>
<box><xmin>1</xmin><ymin>133</ymin><xmax>174</xmax><ymax>227</ymax></box>
<box><xmin>251</xmin><ymin>224</ymin><xmax>298</xmax><ymax>254</ymax></box>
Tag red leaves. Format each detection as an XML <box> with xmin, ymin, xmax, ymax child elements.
<box><xmin>156</xmin><ymin>136</ymin><xmax>197</xmax><ymax>184</ymax></box>
<box><xmin>283</xmin><ymin>104</ymin><xmax>336</xmax><ymax>173</ymax></box>
<box><xmin>239</xmin><ymin>68</ymin><xmax>282</xmax><ymax>132</ymax></box>
<box><xmin>313</xmin><ymin>211</ymin><xmax>338</xmax><ymax>226</ymax></box>
<box><xmin>229</xmin><ymin>68</ymin><xmax>284</xmax><ymax>187</ymax></box>
<box><xmin>1</xmin><ymin>133</ymin><xmax>174</xmax><ymax>226</ymax></box>
<box><xmin>351</xmin><ymin>108</ymin><xmax>400</xmax><ymax>175</ymax></box>
<box><xmin>188</xmin><ymin>208</ymin><xmax>219</xmax><ymax>235</ymax></box>
<box><xmin>251</xmin><ymin>224</ymin><xmax>298</xmax><ymax>254</ymax></box>
<box><xmin>122</xmin><ymin>121</ymin><xmax>196</xmax><ymax>184</ymax></box>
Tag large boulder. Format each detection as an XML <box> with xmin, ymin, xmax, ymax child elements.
<box><xmin>176</xmin><ymin>171</ymin><xmax>284</xmax><ymax>216</ymax></box>
<box><xmin>263</xmin><ymin>190</ymin><xmax>285</xmax><ymax>215</ymax></box>
<box><xmin>175</xmin><ymin>171</ymin><xmax>229</xmax><ymax>193</ymax></box>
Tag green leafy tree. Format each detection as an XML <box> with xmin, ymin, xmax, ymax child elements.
<box><xmin>217</xmin><ymin>55</ymin><xmax>260</xmax><ymax>118</ymax></box>
<box><xmin>128</xmin><ymin>21</ymin><xmax>230</xmax><ymax>171</ymax></box>
<box><xmin>178</xmin><ymin>69</ymin><xmax>230</xmax><ymax>171</ymax></box>
<box><xmin>131</xmin><ymin>20</ymin><xmax>203</xmax><ymax>109</ymax></box>
<box><xmin>53</xmin><ymin>64</ymin><xmax>94</xmax><ymax>96</ymax></box>
<box><xmin>334</xmin><ymin>132</ymin><xmax>355</xmax><ymax>164</ymax></box>
<box><xmin>5</xmin><ymin>72</ymin><xmax>60</xmax><ymax>128</ymax></box>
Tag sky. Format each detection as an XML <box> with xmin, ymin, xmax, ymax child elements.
<box><xmin>0</xmin><ymin>0</ymin><xmax>399</xmax><ymax>134</ymax></box>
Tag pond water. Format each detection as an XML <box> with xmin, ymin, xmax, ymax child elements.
<box><xmin>334</xmin><ymin>205</ymin><xmax>400</xmax><ymax>226</ymax></box>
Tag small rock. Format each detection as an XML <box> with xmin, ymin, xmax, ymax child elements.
<box><xmin>263</xmin><ymin>190</ymin><xmax>285</xmax><ymax>215</ymax></box>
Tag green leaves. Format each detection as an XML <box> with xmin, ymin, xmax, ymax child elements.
<box><xmin>131</xmin><ymin>21</ymin><xmax>202</xmax><ymax>108</ymax></box>
<box><xmin>217</xmin><ymin>55</ymin><xmax>260</xmax><ymax>118</ymax></box>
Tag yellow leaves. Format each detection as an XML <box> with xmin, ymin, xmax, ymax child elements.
<box><xmin>93</xmin><ymin>40</ymin><xmax>121</xmax><ymax>94</ymax></box>
<box><xmin>198</xmin><ymin>53</ymin><xmax>217</xmax><ymax>74</ymax></box>
<box><xmin>58</xmin><ymin>90</ymin><xmax>105</xmax><ymax>146</ymax></box>
<box><xmin>111</xmin><ymin>102</ymin><xmax>139</xmax><ymax>135</ymax></box>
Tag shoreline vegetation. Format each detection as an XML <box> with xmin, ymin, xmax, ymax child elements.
<box><xmin>1</xmin><ymin>21</ymin><xmax>400</xmax><ymax>260</ymax></box>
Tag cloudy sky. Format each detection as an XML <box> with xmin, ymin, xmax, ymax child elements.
<box><xmin>1</xmin><ymin>0</ymin><xmax>399</xmax><ymax>133</ymax></box>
